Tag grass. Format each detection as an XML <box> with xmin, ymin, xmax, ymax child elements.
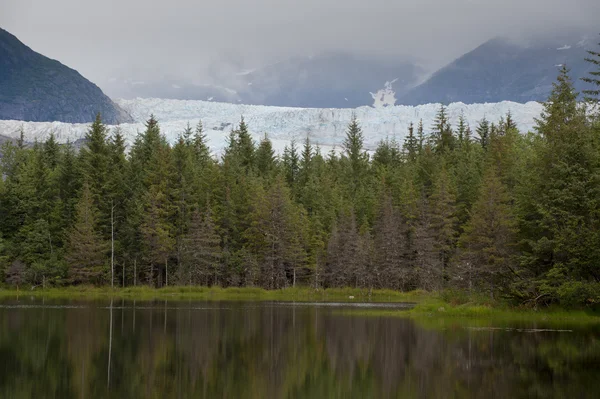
<box><xmin>1</xmin><ymin>286</ymin><xmax>599</xmax><ymax>327</ymax></box>
<box><xmin>0</xmin><ymin>285</ymin><xmax>427</xmax><ymax>302</ymax></box>
<box><xmin>338</xmin><ymin>293</ymin><xmax>600</xmax><ymax>328</ymax></box>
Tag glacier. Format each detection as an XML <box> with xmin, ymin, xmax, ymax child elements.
<box><xmin>0</xmin><ymin>98</ymin><xmax>544</xmax><ymax>154</ymax></box>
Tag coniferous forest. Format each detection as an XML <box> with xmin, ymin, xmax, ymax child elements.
<box><xmin>1</xmin><ymin>55</ymin><xmax>600</xmax><ymax>307</ymax></box>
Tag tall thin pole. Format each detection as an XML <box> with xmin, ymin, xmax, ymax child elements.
<box><xmin>111</xmin><ymin>200</ymin><xmax>115</xmax><ymax>289</ymax></box>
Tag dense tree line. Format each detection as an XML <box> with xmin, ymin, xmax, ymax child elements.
<box><xmin>1</xmin><ymin>47</ymin><xmax>600</xmax><ymax>305</ymax></box>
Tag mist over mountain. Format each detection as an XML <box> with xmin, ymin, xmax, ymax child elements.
<box><xmin>399</xmin><ymin>32</ymin><xmax>597</xmax><ymax>105</ymax></box>
<box><xmin>0</xmin><ymin>28</ymin><xmax>131</xmax><ymax>124</ymax></box>
<box><xmin>98</xmin><ymin>31</ymin><xmax>597</xmax><ymax>109</ymax></box>
<box><xmin>101</xmin><ymin>52</ymin><xmax>425</xmax><ymax>109</ymax></box>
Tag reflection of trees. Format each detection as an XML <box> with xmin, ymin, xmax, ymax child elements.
<box><xmin>0</xmin><ymin>301</ymin><xmax>599</xmax><ymax>398</ymax></box>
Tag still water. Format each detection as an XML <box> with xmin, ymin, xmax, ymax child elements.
<box><xmin>0</xmin><ymin>298</ymin><xmax>598</xmax><ymax>398</ymax></box>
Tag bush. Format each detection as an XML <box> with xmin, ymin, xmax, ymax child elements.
<box><xmin>556</xmin><ymin>282</ymin><xmax>600</xmax><ymax>308</ymax></box>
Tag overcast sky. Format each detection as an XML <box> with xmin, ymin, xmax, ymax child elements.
<box><xmin>2</xmin><ymin>0</ymin><xmax>599</xmax><ymax>84</ymax></box>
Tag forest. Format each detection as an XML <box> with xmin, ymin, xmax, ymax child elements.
<box><xmin>0</xmin><ymin>52</ymin><xmax>599</xmax><ymax>306</ymax></box>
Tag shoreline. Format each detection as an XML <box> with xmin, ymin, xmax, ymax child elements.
<box><xmin>1</xmin><ymin>286</ymin><xmax>599</xmax><ymax>325</ymax></box>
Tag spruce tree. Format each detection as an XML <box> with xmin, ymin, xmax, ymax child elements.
<box><xmin>431</xmin><ymin>105</ymin><xmax>455</xmax><ymax>153</ymax></box>
<box><xmin>521</xmin><ymin>65</ymin><xmax>600</xmax><ymax>303</ymax></box>
<box><xmin>456</xmin><ymin>166</ymin><xmax>517</xmax><ymax>297</ymax></box>
<box><xmin>581</xmin><ymin>34</ymin><xmax>600</xmax><ymax>104</ymax></box>
<box><xmin>255</xmin><ymin>134</ymin><xmax>276</xmax><ymax>177</ymax></box>
<box><xmin>180</xmin><ymin>207</ymin><xmax>222</xmax><ymax>286</ymax></box>
<box><xmin>66</xmin><ymin>183</ymin><xmax>107</xmax><ymax>285</ymax></box>
<box><xmin>282</xmin><ymin>139</ymin><xmax>300</xmax><ymax>188</ymax></box>
<box><xmin>476</xmin><ymin>117</ymin><xmax>490</xmax><ymax>150</ymax></box>
<box><xmin>403</xmin><ymin>122</ymin><xmax>418</xmax><ymax>162</ymax></box>
<box><xmin>429</xmin><ymin>165</ymin><xmax>458</xmax><ymax>288</ymax></box>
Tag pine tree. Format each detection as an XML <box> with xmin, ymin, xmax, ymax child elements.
<box><xmin>456</xmin><ymin>111</ymin><xmax>470</xmax><ymax>149</ymax></box>
<box><xmin>236</xmin><ymin>117</ymin><xmax>255</xmax><ymax>169</ymax></box>
<box><xmin>282</xmin><ymin>139</ymin><xmax>300</xmax><ymax>188</ymax></box>
<box><xmin>55</xmin><ymin>142</ymin><xmax>81</xmax><ymax>232</ymax></box>
<box><xmin>343</xmin><ymin>114</ymin><xmax>369</xmax><ymax>175</ymax></box>
<box><xmin>431</xmin><ymin>105</ymin><xmax>455</xmax><ymax>153</ymax></box>
<box><xmin>180</xmin><ymin>207</ymin><xmax>222</xmax><ymax>286</ymax></box>
<box><xmin>140</xmin><ymin>187</ymin><xmax>175</xmax><ymax>286</ymax></box>
<box><xmin>373</xmin><ymin>192</ymin><xmax>411</xmax><ymax>290</ymax></box>
<box><xmin>325</xmin><ymin>211</ymin><xmax>360</xmax><ymax>288</ymax></box>
<box><xmin>42</xmin><ymin>133</ymin><xmax>60</xmax><ymax>170</ymax></box>
<box><xmin>429</xmin><ymin>165</ymin><xmax>458</xmax><ymax>288</ymax></box>
<box><xmin>255</xmin><ymin>134</ymin><xmax>276</xmax><ymax>177</ymax></box>
<box><xmin>581</xmin><ymin>34</ymin><xmax>600</xmax><ymax>104</ymax></box>
<box><xmin>520</xmin><ymin>65</ymin><xmax>600</xmax><ymax>303</ymax></box>
<box><xmin>80</xmin><ymin>113</ymin><xmax>109</xmax><ymax>203</ymax></box>
<box><xmin>246</xmin><ymin>177</ymin><xmax>307</xmax><ymax>289</ymax></box>
<box><xmin>403</xmin><ymin>122</ymin><xmax>418</xmax><ymax>162</ymax></box>
<box><xmin>66</xmin><ymin>183</ymin><xmax>107</xmax><ymax>285</ymax></box>
<box><xmin>476</xmin><ymin>117</ymin><xmax>490</xmax><ymax>150</ymax></box>
<box><xmin>456</xmin><ymin>166</ymin><xmax>517</xmax><ymax>297</ymax></box>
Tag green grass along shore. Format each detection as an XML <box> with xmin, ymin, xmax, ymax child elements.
<box><xmin>1</xmin><ymin>286</ymin><xmax>598</xmax><ymax>326</ymax></box>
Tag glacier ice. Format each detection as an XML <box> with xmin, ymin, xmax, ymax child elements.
<box><xmin>0</xmin><ymin>98</ymin><xmax>544</xmax><ymax>155</ymax></box>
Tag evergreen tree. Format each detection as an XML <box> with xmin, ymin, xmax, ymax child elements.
<box><xmin>80</xmin><ymin>113</ymin><xmax>109</xmax><ymax>208</ymax></box>
<box><xmin>431</xmin><ymin>105</ymin><xmax>455</xmax><ymax>153</ymax></box>
<box><xmin>476</xmin><ymin>117</ymin><xmax>490</xmax><ymax>150</ymax></box>
<box><xmin>282</xmin><ymin>139</ymin><xmax>300</xmax><ymax>188</ymax></box>
<box><xmin>180</xmin><ymin>207</ymin><xmax>222</xmax><ymax>286</ymax></box>
<box><xmin>193</xmin><ymin>120</ymin><xmax>211</xmax><ymax>164</ymax></box>
<box><xmin>66</xmin><ymin>183</ymin><xmax>107</xmax><ymax>285</ymax></box>
<box><xmin>140</xmin><ymin>187</ymin><xmax>175</xmax><ymax>286</ymax></box>
<box><xmin>342</xmin><ymin>114</ymin><xmax>369</xmax><ymax>175</ymax></box>
<box><xmin>581</xmin><ymin>34</ymin><xmax>600</xmax><ymax>104</ymax></box>
<box><xmin>236</xmin><ymin>117</ymin><xmax>255</xmax><ymax>169</ymax></box>
<box><xmin>403</xmin><ymin>122</ymin><xmax>418</xmax><ymax>162</ymax></box>
<box><xmin>255</xmin><ymin>134</ymin><xmax>277</xmax><ymax>177</ymax></box>
<box><xmin>520</xmin><ymin>66</ymin><xmax>600</xmax><ymax>304</ymax></box>
<box><xmin>456</xmin><ymin>166</ymin><xmax>517</xmax><ymax>297</ymax></box>
<box><xmin>417</xmin><ymin>119</ymin><xmax>425</xmax><ymax>154</ymax></box>
<box><xmin>429</xmin><ymin>165</ymin><xmax>458</xmax><ymax>288</ymax></box>
<box><xmin>246</xmin><ymin>177</ymin><xmax>307</xmax><ymax>289</ymax></box>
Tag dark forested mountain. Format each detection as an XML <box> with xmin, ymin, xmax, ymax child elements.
<box><xmin>0</xmin><ymin>28</ymin><xmax>131</xmax><ymax>124</ymax></box>
<box><xmin>399</xmin><ymin>33</ymin><xmax>596</xmax><ymax>105</ymax></box>
<box><xmin>102</xmin><ymin>52</ymin><xmax>424</xmax><ymax>108</ymax></box>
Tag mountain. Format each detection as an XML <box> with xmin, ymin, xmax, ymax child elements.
<box><xmin>399</xmin><ymin>33</ymin><xmax>596</xmax><ymax>105</ymax></box>
<box><xmin>101</xmin><ymin>53</ymin><xmax>424</xmax><ymax>108</ymax></box>
<box><xmin>0</xmin><ymin>28</ymin><xmax>131</xmax><ymax>124</ymax></box>
<box><xmin>235</xmin><ymin>53</ymin><xmax>423</xmax><ymax>108</ymax></box>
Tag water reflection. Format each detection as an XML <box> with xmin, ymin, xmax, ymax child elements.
<box><xmin>0</xmin><ymin>299</ymin><xmax>598</xmax><ymax>398</ymax></box>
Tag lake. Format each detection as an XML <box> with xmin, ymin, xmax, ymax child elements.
<box><xmin>0</xmin><ymin>298</ymin><xmax>598</xmax><ymax>398</ymax></box>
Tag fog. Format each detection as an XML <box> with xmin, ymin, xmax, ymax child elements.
<box><xmin>2</xmin><ymin>0</ymin><xmax>598</xmax><ymax>85</ymax></box>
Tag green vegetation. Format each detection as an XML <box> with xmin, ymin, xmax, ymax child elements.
<box><xmin>0</xmin><ymin>285</ymin><xmax>425</xmax><ymax>302</ymax></box>
<box><xmin>1</xmin><ymin>42</ymin><xmax>600</xmax><ymax>308</ymax></box>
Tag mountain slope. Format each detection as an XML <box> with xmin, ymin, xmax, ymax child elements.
<box><xmin>0</xmin><ymin>28</ymin><xmax>131</xmax><ymax>124</ymax></box>
<box><xmin>400</xmin><ymin>33</ymin><xmax>595</xmax><ymax>105</ymax></box>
